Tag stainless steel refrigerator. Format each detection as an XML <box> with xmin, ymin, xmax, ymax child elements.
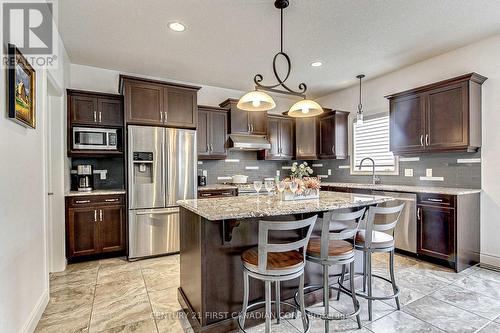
<box><xmin>127</xmin><ymin>125</ymin><xmax>196</xmax><ymax>260</ymax></box>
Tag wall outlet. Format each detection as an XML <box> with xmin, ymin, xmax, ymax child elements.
<box><xmin>202</xmin><ymin>170</ymin><xmax>208</xmax><ymax>177</ymax></box>
<box><xmin>276</xmin><ymin>170</ymin><xmax>280</xmax><ymax>177</ymax></box>
<box><xmin>328</xmin><ymin>169</ymin><xmax>332</xmax><ymax>176</ymax></box>
<box><xmin>426</xmin><ymin>169</ymin><xmax>433</xmax><ymax>177</ymax></box>
<box><xmin>404</xmin><ymin>169</ymin><xmax>413</xmax><ymax>177</ymax></box>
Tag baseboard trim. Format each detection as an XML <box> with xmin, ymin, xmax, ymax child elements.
<box><xmin>480</xmin><ymin>253</ymin><xmax>500</xmax><ymax>269</ymax></box>
<box><xmin>22</xmin><ymin>289</ymin><xmax>49</xmax><ymax>333</ymax></box>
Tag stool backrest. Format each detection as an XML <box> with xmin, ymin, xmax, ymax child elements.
<box><xmin>257</xmin><ymin>215</ymin><xmax>317</xmax><ymax>273</ymax></box>
<box><xmin>363</xmin><ymin>203</ymin><xmax>405</xmax><ymax>248</ymax></box>
<box><xmin>320</xmin><ymin>209</ymin><xmax>366</xmax><ymax>258</ymax></box>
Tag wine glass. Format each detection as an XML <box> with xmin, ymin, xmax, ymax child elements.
<box><xmin>276</xmin><ymin>180</ymin><xmax>286</xmax><ymax>200</ymax></box>
<box><xmin>265</xmin><ymin>180</ymin><xmax>274</xmax><ymax>195</ymax></box>
<box><xmin>253</xmin><ymin>181</ymin><xmax>262</xmax><ymax>197</ymax></box>
<box><xmin>289</xmin><ymin>181</ymin><xmax>298</xmax><ymax>195</ymax></box>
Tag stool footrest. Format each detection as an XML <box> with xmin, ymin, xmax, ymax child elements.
<box><xmin>338</xmin><ymin>272</ymin><xmax>400</xmax><ymax>301</ymax></box>
<box><xmin>237</xmin><ymin>300</ymin><xmax>310</xmax><ymax>333</ymax></box>
<box><xmin>293</xmin><ymin>285</ymin><xmax>361</xmax><ymax>321</ymax></box>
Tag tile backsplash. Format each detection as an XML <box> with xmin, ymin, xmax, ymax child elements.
<box><xmin>71</xmin><ymin>157</ymin><xmax>125</xmax><ymax>190</ymax></box>
<box><xmin>201</xmin><ymin>151</ymin><xmax>481</xmax><ymax>189</ymax></box>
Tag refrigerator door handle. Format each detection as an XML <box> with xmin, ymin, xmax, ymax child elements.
<box><xmin>163</xmin><ymin>129</ymin><xmax>169</xmax><ymax>205</ymax></box>
<box><xmin>135</xmin><ymin>208</ymin><xmax>179</xmax><ymax>215</ymax></box>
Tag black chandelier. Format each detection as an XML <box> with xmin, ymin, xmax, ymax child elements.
<box><xmin>237</xmin><ymin>0</ymin><xmax>323</xmax><ymax>118</ymax></box>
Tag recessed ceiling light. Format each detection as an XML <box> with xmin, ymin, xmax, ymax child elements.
<box><xmin>168</xmin><ymin>22</ymin><xmax>186</xmax><ymax>32</ymax></box>
<box><xmin>311</xmin><ymin>61</ymin><xmax>323</xmax><ymax>67</ymax></box>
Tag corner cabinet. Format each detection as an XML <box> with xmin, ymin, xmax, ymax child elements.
<box><xmin>387</xmin><ymin>73</ymin><xmax>487</xmax><ymax>154</ymax></box>
<box><xmin>318</xmin><ymin>110</ymin><xmax>349</xmax><ymax>159</ymax></box>
<box><xmin>258</xmin><ymin>115</ymin><xmax>294</xmax><ymax>160</ymax></box>
<box><xmin>197</xmin><ymin>106</ymin><xmax>228</xmax><ymax>160</ymax></box>
<box><xmin>219</xmin><ymin>99</ymin><xmax>267</xmax><ymax>135</ymax></box>
<box><xmin>120</xmin><ymin>75</ymin><xmax>200</xmax><ymax>129</ymax></box>
<box><xmin>65</xmin><ymin>194</ymin><xmax>126</xmax><ymax>260</ymax></box>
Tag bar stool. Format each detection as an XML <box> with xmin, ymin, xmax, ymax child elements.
<box><xmin>239</xmin><ymin>215</ymin><xmax>317</xmax><ymax>333</ymax></box>
<box><xmin>338</xmin><ymin>203</ymin><xmax>405</xmax><ymax>321</ymax></box>
<box><xmin>296</xmin><ymin>209</ymin><xmax>366</xmax><ymax>333</ymax></box>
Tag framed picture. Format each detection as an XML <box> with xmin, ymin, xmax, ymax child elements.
<box><xmin>7</xmin><ymin>43</ymin><xmax>36</xmax><ymax>128</ymax></box>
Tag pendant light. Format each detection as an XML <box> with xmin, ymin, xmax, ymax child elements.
<box><xmin>237</xmin><ymin>0</ymin><xmax>323</xmax><ymax>117</ymax></box>
<box><xmin>356</xmin><ymin>74</ymin><xmax>365</xmax><ymax>124</ymax></box>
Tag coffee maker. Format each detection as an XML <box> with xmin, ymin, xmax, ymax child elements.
<box><xmin>77</xmin><ymin>165</ymin><xmax>94</xmax><ymax>192</ymax></box>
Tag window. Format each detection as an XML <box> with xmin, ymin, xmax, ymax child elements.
<box><xmin>351</xmin><ymin>114</ymin><xmax>398</xmax><ymax>175</ymax></box>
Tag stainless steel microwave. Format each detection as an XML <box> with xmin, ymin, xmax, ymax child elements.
<box><xmin>73</xmin><ymin>127</ymin><xmax>118</xmax><ymax>150</ymax></box>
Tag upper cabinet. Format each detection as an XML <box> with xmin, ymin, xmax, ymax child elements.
<box><xmin>258</xmin><ymin>115</ymin><xmax>295</xmax><ymax>160</ymax></box>
<box><xmin>197</xmin><ymin>106</ymin><xmax>228</xmax><ymax>160</ymax></box>
<box><xmin>386</xmin><ymin>73</ymin><xmax>487</xmax><ymax>154</ymax></box>
<box><xmin>68</xmin><ymin>90</ymin><xmax>123</xmax><ymax>127</ymax></box>
<box><xmin>295</xmin><ymin>116</ymin><xmax>318</xmax><ymax>160</ymax></box>
<box><xmin>318</xmin><ymin>110</ymin><xmax>349</xmax><ymax>159</ymax></box>
<box><xmin>219</xmin><ymin>99</ymin><xmax>267</xmax><ymax>135</ymax></box>
<box><xmin>120</xmin><ymin>75</ymin><xmax>200</xmax><ymax>129</ymax></box>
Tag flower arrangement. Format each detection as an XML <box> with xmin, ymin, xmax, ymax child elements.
<box><xmin>290</xmin><ymin>162</ymin><xmax>313</xmax><ymax>179</ymax></box>
<box><xmin>282</xmin><ymin>176</ymin><xmax>321</xmax><ymax>200</ymax></box>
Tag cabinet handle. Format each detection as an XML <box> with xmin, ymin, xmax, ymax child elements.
<box><xmin>210</xmin><ymin>144</ymin><xmax>214</xmax><ymax>152</ymax></box>
<box><xmin>331</xmin><ymin>145</ymin><xmax>335</xmax><ymax>154</ymax></box>
<box><xmin>104</xmin><ymin>198</ymin><xmax>119</xmax><ymax>202</ymax></box>
<box><xmin>417</xmin><ymin>207</ymin><xmax>421</xmax><ymax>220</ymax></box>
<box><xmin>247</xmin><ymin>123</ymin><xmax>251</xmax><ymax>132</ymax></box>
<box><xmin>427</xmin><ymin>198</ymin><xmax>443</xmax><ymax>202</ymax></box>
<box><xmin>98</xmin><ymin>111</ymin><xmax>102</xmax><ymax>123</ymax></box>
<box><xmin>99</xmin><ymin>209</ymin><xmax>103</xmax><ymax>221</ymax></box>
<box><xmin>207</xmin><ymin>144</ymin><xmax>210</xmax><ymax>153</ymax></box>
<box><xmin>94</xmin><ymin>210</ymin><xmax>97</xmax><ymax>222</ymax></box>
<box><xmin>93</xmin><ymin>111</ymin><xmax>97</xmax><ymax>122</ymax></box>
<box><xmin>164</xmin><ymin>111</ymin><xmax>167</xmax><ymax>123</ymax></box>
<box><xmin>75</xmin><ymin>200</ymin><xmax>90</xmax><ymax>204</ymax></box>
<box><xmin>425</xmin><ymin>134</ymin><xmax>429</xmax><ymax>146</ymax></box>
<box><xmin>160</xmin><ymin>111</ymin><xmax>163</xmax><ymax>122</ymax></box>
<box><xmin>420</xmin><ymin>134</ymin><xmax>424</xmax><ymax>147</ymax></box>
<box><xmin>251</xmin><ymin>124</ymin><xmax>254</xmax><ymax>132</ymax></box>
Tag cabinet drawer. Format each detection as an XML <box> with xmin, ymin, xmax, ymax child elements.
<box><xmin>198</xmin><ymin>189</ymin><xmax>237</xmax><ymax>198</ymax></box>
<box><xmin>418</xmin><ymin>193</ymin><xmax>455</xmax><ymax>207</ymax></box>
<box><xmin>67</xmin><ymin>194</ymin><xmax>125</xmax><ymax>207</ymax></box>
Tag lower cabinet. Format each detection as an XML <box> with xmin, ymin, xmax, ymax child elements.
<box><xmin>66</xmin><ymin>194</ymin><xmax>126</xmax><ymax>259</ymax></box>
<box><xmin>417</xmin><ymin>204</ymin><xmax>455</xmax><ymax>261</ymax></box>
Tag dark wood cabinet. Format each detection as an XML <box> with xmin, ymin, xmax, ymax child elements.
<box><xmin>68</xmin><ymin>90</ymin><xmax>123</xmax><ymax>127</ymax></box>
<box><xmin>65</xmin><ymin>194</ymin><xmax>126</xmax><ymax>260</ymax></box>
<box><xmin>219</xmin><ymin>99</ymin><xmax>267</xmax><ymax>135</ymax></box>
<box><xmin>197</xmin><ymin>188</ymin><xmax>237</xmax><ymax>198</ymax></box>
<box><xmin>120</xmin><ymin>75</ymin><xmax>200</xmax><ymax>128</ymax></box>
<box><xmin>197</xmin><ymin>106</ymin><xmax>228</xmax><ymax>160</ymax></box>
<box><xmin>67</xmin><ymin>90</ymin><xmax>124</xmax><ymax>157</ymax></box>
<box><xmin>387</xmin><ymin>73</ymin><xmax>486</xmax><ymax>154</ymax></box>
<box><xmin>318</xmin><ymin>110</ymin><xmax>349</xmax><ymax>159</ymax></box>
<box><xmin>259</xmin><ymin>115</ymin><xmax>294</xmax><ymax>160</ymax></box>
<box><xmin>417</xmin><ymin>204</ymin><xmax>455</xmax><ymax>261</ymax></box>
<box><xmin>295</xmin><ymin>116</ymin><xmax>318</xmax><ymax>160</ymax></box>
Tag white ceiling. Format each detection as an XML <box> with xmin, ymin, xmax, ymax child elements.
<box><xmin>58</xmin><ymin>0</ymin><xmax>500</xmax><ymax>97</ymax></box>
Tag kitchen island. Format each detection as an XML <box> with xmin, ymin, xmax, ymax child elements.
<box><xmin>177</xmin><ymin>191</ymin><xmax>394</xmax><ymax>333</ymax></box>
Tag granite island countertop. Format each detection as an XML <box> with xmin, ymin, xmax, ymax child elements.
<box><xmin>321</xmin><ymin>182</ymin><xmax>481</xmax><ymax>196</ymax></box>
<box><xmin>177</xmin><ymin>191</ymin><xmax>394</xmax><ymax>221</ymax></box>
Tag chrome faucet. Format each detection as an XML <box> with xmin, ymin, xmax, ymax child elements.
<box><xmin>359</xmin><ymin>157</ymin><xmax>381</xmax><ymax>185</ymax></box>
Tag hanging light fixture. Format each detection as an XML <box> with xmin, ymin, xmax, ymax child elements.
<box><xmin>237</xmin><ymin>0</ymin><xmax>323</xmax><ymax>117</ymax></box>
<box><xmin>356</xmin><ymin>74</ymin><xmax>365</xmax><ymax>124</ymax></box>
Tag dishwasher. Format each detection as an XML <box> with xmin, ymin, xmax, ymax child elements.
<box><xmin>372</xmin><ymin>190</ymin><xmax>417</xmax><ymax>254</ymax></box>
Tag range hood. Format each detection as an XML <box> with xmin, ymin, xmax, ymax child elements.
<box><xmin>228</xmin><ymin>134</ymin><xmax>271</xmax><ymax>151</ymax></box>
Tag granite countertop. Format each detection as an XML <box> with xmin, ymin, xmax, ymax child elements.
<box><xmin>197</xmin><ymin>184</ymin><xmax>238</xmax><ymax>191</ymax></box>
<box><xmin>65</xmin><ymin>189</ymin><xmax>126</xmax><ymax>197</ymax></box>
<box><xmin>321</xmin><ymin>182</ymin><xmax>481</xmax><ymax>195</ymax></box>
<box><xmin>177</xmin><ymin>191</ymin><xmax>394</xmax><ymax>221</ymax></box>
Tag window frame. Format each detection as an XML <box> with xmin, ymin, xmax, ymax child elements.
<box><xmin>350</xmin><ymin>112</ymin><xmax>399</xmax><ymax>176</ymax></box>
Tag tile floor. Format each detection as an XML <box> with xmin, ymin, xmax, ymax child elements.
<box><xmin>35</xmin><ymin>253</ymin><xmax>500</xmax><ymax>333</ymax></box>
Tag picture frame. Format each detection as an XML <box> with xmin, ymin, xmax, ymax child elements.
<box><xmin>7</xmin><ymin>43</ymin><xmax>36</xmax><ymax>128</ymax></box>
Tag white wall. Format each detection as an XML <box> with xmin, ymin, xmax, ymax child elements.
<box><xmin>69</xmin><ymin>64</ymin><xmax>296</xmax><ymax>114</ymax></box>
<box><xmin>318</xmin><ymin>33</ymin><xmax>500</xmax><ymax>267</ymax></box>
<box><xmin>0</xmin><ymin>4</ymin><xmax>70</xmax><ymax>333</ymax></box>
